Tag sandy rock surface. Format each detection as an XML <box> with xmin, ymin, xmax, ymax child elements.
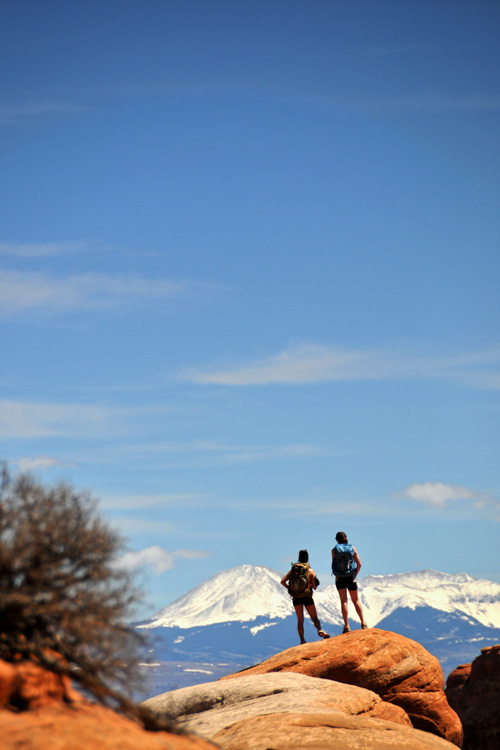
<box><xmin>221</xmin><ymin>628</ymin><xmax>462</xmax><ymax>747</ymax></box>
<box><xmin>143</xmin><ymin>671</ymin><xmax>411</xmax><ymax>736</ymax></box>
<box><xmin>211</xmin><ymin>710</ymin><xmax>461</xmax><ymax>750</ymax></box>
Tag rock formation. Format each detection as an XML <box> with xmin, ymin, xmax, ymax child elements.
<box><xmin>0</xmin><ymin>656</ymin><xmax>82</xmax><ymax>710</ymax></box>
<box><xmin>211</xmin><ymin>710</ymin><xmax>461</xmax><ymax>750</ymax></box>
<box><xmin>0</xmin><ymin>658</ymin><xmax>218</xmax><ymax>750</ymax></box>
<box><xmin>221</xmin><ymin>627</ymin><xmax>463</xmax><ymax>747</ymax></box>
<box><xmin>144</xmin><ymin>671</ymin><xmax>412</xmax><ymax>731</ymax></box>
<box><xmin>446</xmin><ymin>643</ymin><xmax>500</xmax><ymax>750</ymax></box>
<box><xmin>1</xmin><ymin>629</ymin><xmax>466</xmax><ymax>750</ymax></box>
<box><xmin>144</xmin><ymin>672</ymin><xmax>459</xmax><ymax>750</ymax></box>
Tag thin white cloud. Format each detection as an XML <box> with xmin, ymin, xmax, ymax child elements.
<box><xmin>456</xmin><ymin>371</ymin><xmax>500</xmax><ymax>390</ymax></box>
<box><xmin>401</xmin><ymin>482</ymin><xmax>475</xmax><ymax>508</ymax></box>
<box><xmin>0</xmin><ymin>241</ymin><xmax>96</xmax><ymax>258</ymax></box>
<box><xmin>231</xmin><ymin>486</ymin><xmax>500</xmax><ymax>520</ymax></box>
<box><xmin>180</xmin><ymin>343</ymin><xmax>500</xmax><ymax>390</ymax></box>
<box><xmin>15</xmin><ymin>455</ymin><xmax>72</xmax><ymax>472</ymax></box>
<box><xmin>0</xmin><ymin>400</ymin><xmax>111</xmax><ymax>439</ymax></box>
<box><xmin>116</xmin><ymin>545</ymin><xmax>207</xmax><ymax>574</ymax></box>
<box><xmin>0</xmin><ymin>399</ymin><xmax>165</xmax><ymax>439</ymax></box>
<box><xmin>0</xmin><ymin>100</ymin><xmax>86</xmax><ymax>125</ymax></box>
<box><xmin>182</xmin><ymin>344</ymin><xmax>365</xmax><ymax>385</ymax></box>
<box><xmin>0</xmin><ymin>269</ymin><xmax>224</xmax><ymax>315</ymax></box>
<box><xmin>114</xmin><ymin>439</ymin><xmax>347</xmax><ymax>468</ymax></box>
<box><xmin>99</xmin><ymin>492</ymin><xmax>206</xmax><ymax>511</ymax></box>
<box><xmin>201</xmin><ymin>491</ymin><xmax>426</xmax><ymax>520</ymax></box>
<box><xmin>220</xmin><ymin>444</ymin><xmax>337</xmax><ymax>464</ymax></box>
<box><xmin>398</xmin><ymin>482</ymin><xmax>500</xmax><ymax>519</ymax></box>
<box><xmin>52</xmin><ymin>441</ymin><xmax>347</xmax><ymax>474</ymax></box>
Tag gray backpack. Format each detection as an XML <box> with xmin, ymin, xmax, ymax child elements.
<box><xmin>288</xmin><ymin>562</ymin><xmax>310</xmax><ymax>596</ymax></box>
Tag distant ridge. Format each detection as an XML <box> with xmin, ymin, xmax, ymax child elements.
<box><xmin>140</xmin><ymin>564</ymin><xmax>290</xmax><ymax>629</ymax></box>
<box><xmin>138</xmin><ymin>565</ymin><xmax>500</xmax><ymax>630</ymax></box>
<box><xmin>135</xmin><ymin>565</ymin><xmax>500</xmax><ymax>697</ymax></box>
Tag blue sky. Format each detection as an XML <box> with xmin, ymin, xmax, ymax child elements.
<box><xmin>1</xmin><ymin>0</ymin><xmax>499</xmax><ymax>617</ymax></box>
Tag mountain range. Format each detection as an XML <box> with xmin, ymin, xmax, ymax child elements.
<box><xmin>134</xmin><ymin>565</ymin><xmax>500</xmax><ymax>699</ymax></box>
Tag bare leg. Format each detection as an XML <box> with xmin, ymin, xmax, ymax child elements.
<box><xmin>338</xmin><ymin>588</ymin><xmax>349</xmax><ymax>628</ymax></box>
<box><xmin>294</xmin><ymin>604</ymin><xmax>306</xmax><ymax>643</ymax></box>
<box><xmin>305</xmin><ymin>603</ymin><xmax>322</xmax><ymax>633</ymax></box>
<box><xmin>349</xmin><ymin>589</ymin><xmax>367</xmax><ymax>627</ymax></box>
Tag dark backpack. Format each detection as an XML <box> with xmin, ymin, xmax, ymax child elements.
<box><xmin>288</xmin><ymin>562</ymin><xmax>311</xmax><ymax>596</ymax></box>
<box><xmin>331</xmin><ymin>543</ymin><xmax>357</xmax><ymax>577</ymax></box>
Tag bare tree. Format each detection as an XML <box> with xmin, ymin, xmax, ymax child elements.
<box><xmin>0</xmin><ymin>465</ymin><xmax>168</xmax><ymax>727</ymax></box>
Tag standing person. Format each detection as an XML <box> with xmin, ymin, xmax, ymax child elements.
<box><xmin>331</xmin><ymin>531</ymin><xmax>368</xmax><ymax>633</ymax></box>
<box><xmin>281</xmin><ymin>549</ymin><xmax>330</xmax><ymax>644</ymax></box>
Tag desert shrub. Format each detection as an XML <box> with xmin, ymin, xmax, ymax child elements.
<box><xmin>0</xmin><ymin>464</ymin><xmax>167</xmax><ymax>726</ymax></box>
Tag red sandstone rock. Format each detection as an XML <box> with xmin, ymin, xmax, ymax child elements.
<box><xmin>221</xmin><ymin>628</ymin><xmax>462</xmax><ymax>747</ymax></box>
<box><xmin>211</xmin><ymin>710</ymin><xmax>459</xmax><ymax>750</ymax></box>
<box><xmin>0</xmin><ymin>704</ymin><xmax>218</xmax><ymax>750</ymax></box>
<box><xmin>367</xmin><ymin>698</ymin><xmax>411</xmax><ymax>725</ymax></box>
<box><xmin>0</xmin><ymin>658</ymin><xmax>218</xmax><ymax>750</ymax></box>
<box><xmin>445</xmin><ymin>663</ymin><xmax>470</xmax><ymax>692</ymax></box>
<box><xmin>0</xmin><ymin>658</ymin><xmax>81</xmax><ymax>709</ymax></box>
<box><xmin>446</xmin><ymin>643</ymin><xmax>500</xmax><ymax>750</ymax></box>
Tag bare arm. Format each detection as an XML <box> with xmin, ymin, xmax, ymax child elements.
<box><xmin>281</xmin><ymin>570</ymin><xmax>291</xmax><ymax>590</ymax></box>
<box><xmin>309</xmin><ymin>567</ymin><xmax>317</xmax><ymax>590</ymax></box>
<box><xmin>353</xmin><ymin>548</ymin><xmax>361</xmax><ymax>579</ymax></box>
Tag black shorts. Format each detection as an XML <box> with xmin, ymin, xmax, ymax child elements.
<box><xmin>292</xmin><ymin>594</ymin><xmax>314</xmax><ymax>606</ymax></box>
<box><xmin>335</xmin><ymin>575</ymin><xmax>358</xmax><ymax>591</ymax></box>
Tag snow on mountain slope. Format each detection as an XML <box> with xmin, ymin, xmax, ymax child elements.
<box><xmin>138</xmin><ymin>564</ymin><xmax>500</xmax><ymax>630</ymax></box>
<box><xmin>139</xmin><ymin>564</ymin><xmax>291</xmax><ymax>628</ymax></box>
<box><xmin>359</xmin><ymin>570</ymin><xmax>500</xmax><ymax>629</ymax></box>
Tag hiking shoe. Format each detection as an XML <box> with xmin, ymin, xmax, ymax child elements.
<box><xmin>361</xmin><ymin>624</ymin><xmax>368</xmax><ymax>629</ymax></box>
<box><xmin>318</xmin><ymin>630</ymin><xmax>330</xmax><ymax>639</ymax></box>
<box><xmin>342</xmin><ymin>626</ymin><xmax>350</xmax><ymax>634</ymax></box>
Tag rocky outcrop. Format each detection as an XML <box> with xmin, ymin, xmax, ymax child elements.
<box><xmin>212</xmin><ymin>710</ymin><xmax>461</xmax><ymax>750</ymax></box>
<box><xmin>0</xmin><ymin>658</ymin><xmax>218</xmax><ymax>750</ymax></box>
<box><xmin>0</xmin><ymin>630</ymin><xmax>466</xmax><ymax>750</ymax></box>
<box><xmin>1</xmin><ymin>703</ymin><xmax>221</xmax><ymax>750</ymax></box>
<box><xmin>144</xmin><ymin>672</ymin><xmax>459</xmax><ymax>750</ymax></box>
<box><xmin>221</xmin><ymin>628</ymin><xmax>462</xmax><ymax>747</ymax></box>
<box><xmin>446</xmin><ymin>643</ymin><xmax>500</xmax><ymax>750</ymax></box>
<box><xmin>0</xmin><ymin>657</ymin><xmax>82</xmax><ymax>710</ymax></box>
<box><xmin>144</xmin><ymin>671</ymin><xmax>412</xmax><ymax>732</ymax></box>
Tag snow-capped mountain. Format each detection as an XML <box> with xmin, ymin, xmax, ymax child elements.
<box><xmin>349</xmin><ymin>569</ymin><xmax>500</xmax><ymax>629</ymax></box>
<box><xmin>135</xmin><ymin>565</ymin><xmax>500</xmax><ymax>699</ymax></box>
<box><xmin>139</xmin><ymin>565</ymin><xmax>500</xmax><ymax>630</ymax></box>
<box><xmin>141</xmin><ymin>565</ymin><xmax>291</xmax><ymax>629</ymax></box>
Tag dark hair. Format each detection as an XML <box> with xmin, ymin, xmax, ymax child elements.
<box><xmin>298</xmin><ymin>549</ymin><xmax>309</xmax><ymax>563</ymax></box>
<box><xmin>335</xmin><ymin>531</ymin><xmax>348</xmax><ymax>544</ymax></box>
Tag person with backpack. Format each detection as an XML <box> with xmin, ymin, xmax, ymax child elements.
<box><xmin>331</xmin><ymin>531</ymin><xmax>368</xmax><ymax>633</ymax></box>
<box><xmin>281</xmin><ymin>549</ymin><xmax>330</xmax><ymax>644</ymax></box>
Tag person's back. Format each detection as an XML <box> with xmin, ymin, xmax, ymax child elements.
<box><xmin>281</xmin><ymin>549</ymin><xmax>329</xmax><ymax>644</ymax></box>
<box><xmin>331</xmin><ymin>531</ymin><xmax>367</xmax><ymax>633</ymax></box>
<box><xmin>288</xmin><ymin>560</ymin><xmax>311</xmax><ymax>597</ymax></box>
<box><xmin>331</xmin><ymin>541</ymin><xmax>357</xmax><ymax>577</ymax></box>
